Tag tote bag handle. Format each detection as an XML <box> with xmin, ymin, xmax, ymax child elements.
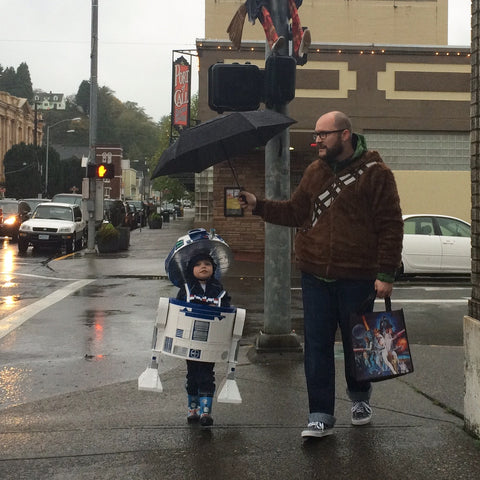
<box><xmin>356</xmin><ymin>293</ymin><xmax>391</xmax><ymax>314</ymax></box>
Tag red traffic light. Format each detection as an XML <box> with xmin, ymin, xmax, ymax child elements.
<box><xmin>87</xmin><ymin>163</ymin><xmax>115</xmax><ymax>179</ymax></box>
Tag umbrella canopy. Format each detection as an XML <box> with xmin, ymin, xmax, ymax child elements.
<box><xmin>151</xmin><ymin>109</ymin><xmax>296</xmax><ymax>179</ymax></box>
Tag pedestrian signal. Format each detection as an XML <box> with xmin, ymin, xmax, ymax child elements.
<box><xmin>87</xmin><ymin>163</ymin><xmax>115</xmax><ymax>179</ymax></box>
<box><xmin>208</xmin><ymin>63</ymin><xmax>263</xmax><ymax>113</ymax></box>
<box><xmin>264</xmin><ymin>55</ymin><xmax>296</xmax><ymax>107</ymax></box>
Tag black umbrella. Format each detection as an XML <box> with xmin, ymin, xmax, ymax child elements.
<box><xmin>151</xmin><ymin>110</ymin><xmax>296</xmax><ymax>184</ymax></box>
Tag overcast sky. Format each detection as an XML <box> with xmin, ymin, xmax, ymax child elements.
<box><xmin>0</xmin><ymin>0</ymin><xmax>471</xmax><ymax>122</ymax></box>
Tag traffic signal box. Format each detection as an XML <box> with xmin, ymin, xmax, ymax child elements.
<box><xmin>208</xmin><ymin>56</ymin><xmax>296</xmax><ymax>113</ymax></box>
<box><xmin>208</xmin><ymin>63</ymin><xmax>263</xmax><ymax>113</ymax></box>
<box><xmin>264</xmin><ymin>55</ymin><xmax>296</xmax><ymax>108</ymax></box>
<box><xmin>87</xmin><ymin>163</ymin><xmax>115</xmax><ymax>179</ymax></box>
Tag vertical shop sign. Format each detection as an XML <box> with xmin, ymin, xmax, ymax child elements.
<box><xmin>172</xmin><ymin>56</ymin><xmax>191</xmax><ymax>132</ymax></box>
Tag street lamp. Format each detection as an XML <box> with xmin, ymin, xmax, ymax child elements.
<box><xmin>45</xmin><ymin>117</ymin><xmax>81</xmax><ymax>196</ymax></box>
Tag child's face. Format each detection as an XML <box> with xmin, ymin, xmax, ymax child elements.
<box><xmin>192</xmin><ymin>259</ymin><xmax>213</xmax><ymax>281</ymax></box>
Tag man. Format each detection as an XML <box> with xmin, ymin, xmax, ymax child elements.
<box><xmin>239</xmin><ymin>111</ymin><xmax>403</xmax><ymax>438</ymax></box>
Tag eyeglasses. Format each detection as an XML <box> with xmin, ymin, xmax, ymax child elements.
<box><xmin>312</xmin><ymin>129</ymin><xmax>345</xmax><ymax>141</ymax></box>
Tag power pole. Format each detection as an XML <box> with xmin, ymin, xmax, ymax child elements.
<box><xmin>256</xmin><ymin>0</ymin><xmax>302</xmax><ymax>354</ymax></box>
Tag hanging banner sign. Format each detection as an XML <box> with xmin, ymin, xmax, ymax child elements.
<box><xmin>172</xmin><ymin>56</ymin><xmax>191</xmax><ymax>131</ymax></box>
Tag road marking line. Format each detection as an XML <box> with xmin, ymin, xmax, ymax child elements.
<box><xmin>374</xmin><ymin>299</ymin><xmax>468</xmax><ymax>304</ymax></box>
<box><xmin>290</xmin><ymin>288</ymin><xmax>468</xmax><ymax>303</ymax></box>
<box><xmin>1</xmin><ymin>272</ymin><xmax>81</xmax><ymax>281</ymax></box>
<box><xmin>0</xmin><ymin>279</ymin><xmax>94</xmax><ymax>340</ymax></box>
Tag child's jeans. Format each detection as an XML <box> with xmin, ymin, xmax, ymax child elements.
<box><xmin>186</xmin><ymin>360</ymin><xmax>215</xmax><ymax>396</ymax></box>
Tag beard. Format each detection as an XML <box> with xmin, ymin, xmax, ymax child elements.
<box><xmin>319</xmin><ymin>136</ymin><xmax>344</xmax><ymax>163</ymax></box>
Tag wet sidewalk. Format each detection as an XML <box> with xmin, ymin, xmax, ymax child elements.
<box><xmin>0</xmin><ymin>210</ymin><xmax>478</xmax><ymax>479</ymax></box>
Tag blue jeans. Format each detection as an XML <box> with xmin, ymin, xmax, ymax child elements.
<box><xmin>301</xmin><ymin>273</ymin><xmax>375</xmax><ymax>426</ymax></box>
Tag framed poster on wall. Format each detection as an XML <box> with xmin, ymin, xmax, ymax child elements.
<box><xmin>224</xmin><ymin>187</ymin><xmax>243</xmax><ymax>217</ymax></box>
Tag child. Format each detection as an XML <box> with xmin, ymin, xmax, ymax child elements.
<box><xmin>176</xmin><ymin>252</ymin><xmax>231</xmax><ymax>427</ymax></box>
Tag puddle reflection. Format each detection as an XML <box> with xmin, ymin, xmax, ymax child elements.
<box><xmin>1</xmin><ymin>246</ymin><xmax>19</xmax><ymax>308</ymax></box>
<box><xmin>84</xmin><ymin>310</ymin><xmax>106</xmax><ymax>360</ymax></box>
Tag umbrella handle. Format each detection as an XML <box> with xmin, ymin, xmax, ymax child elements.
<box><xmin>227</xmin><ymin>158</ymin><xmax>242</xmax><ymax>189</ymax></box>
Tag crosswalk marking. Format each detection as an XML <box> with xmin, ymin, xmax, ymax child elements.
<box><xmin>0</xmin><ymin>279</ymin><xmax>94</xmax><ymax>340</ymax></box>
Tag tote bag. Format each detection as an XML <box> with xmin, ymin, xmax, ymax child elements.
<box><xmin>349</xmin><ymin>297</ymin><xmax>414</xmax><ymax>382</ymax></box>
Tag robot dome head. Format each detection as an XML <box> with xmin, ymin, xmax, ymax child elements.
<box><xmin>165</xmin><ymin>228</ymin><xmax>233</xmax><ymax>287</ymax></box>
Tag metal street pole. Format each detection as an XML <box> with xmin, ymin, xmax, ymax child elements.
<box><xmin>256</xmin><ymin>0</ymin><xmax>302</xmax><ymax>353</ymax></box>
<box><xmin>86</xmin><ymin>0</ymin><xmax>99</xmax><ymax>252</ymax></box>
<box><xmin>45</xmin><ymin>126</ymin><xmax>50</xmax><ymax>196</ymax></box>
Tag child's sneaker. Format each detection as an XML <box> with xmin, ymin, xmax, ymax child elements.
<box><xmin>199</xmin><ymin>396</ymin><xmax>214</xmax><ymax>427</ymax></box>
<box><xmin>301</xmin><ymin>421</ymin><xmax>334</xmax><ymax>438</ymax></box>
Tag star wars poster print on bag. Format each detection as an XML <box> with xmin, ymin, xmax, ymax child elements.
<box><xmin>349</xmin><ymin>301</ymin><xmax>414</xmax><ymax>382</ymax></box>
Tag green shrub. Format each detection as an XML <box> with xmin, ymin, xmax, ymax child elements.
<box><xmin>96</xmin><ymin>222</ymin><xmax>120</xmax><ymax>241</ymax></box>
<box><xmin>149</xmin><ymin>211</ymin><xmax>162</xmax><ymax>221</ymax></box>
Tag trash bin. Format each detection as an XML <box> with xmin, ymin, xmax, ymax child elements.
<box><xmin>162</xmin><ymin>211</ymin><xmax>170</xmax><ymax>223</ymax></box>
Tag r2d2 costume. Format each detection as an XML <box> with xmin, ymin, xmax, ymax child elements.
<box><xmin>138</xmin><ymin>228</ymin><xmax>245</xmax><ymax>404</ymax></box>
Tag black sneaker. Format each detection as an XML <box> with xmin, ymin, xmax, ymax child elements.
<box><xmin>351</xmin><ymin>401</ymin><xmax>373</xmax><ymax>425</ymax></box>
<box><xmin>200</xmin><ymin>413</ymin><xmax>213</xmax><ymax>427</ymax></box>
<box><xmin>301</xmin><ymin>421</ymin><xmax>334</xmax><ymax>438</ymax></box>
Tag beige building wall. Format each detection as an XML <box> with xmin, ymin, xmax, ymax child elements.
<box><xmin>394</xmin><ymin>170</ymin><xmax>471</xmax><ymax>223</ymax></box>
<box><xmin>206</xmin><ymin>0</ymin><xmax>448</xmax><ymax>46</ymax></box>
<box><xmin>0</xmin><ymin>91</ymin><xmax>42</xmax><ymax>184</ymax></box>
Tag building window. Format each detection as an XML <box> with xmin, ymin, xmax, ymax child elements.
<box><xmin>364</xmin><ymin>131</ymin><xmax>469</xmax><ymax>171</ymax></box>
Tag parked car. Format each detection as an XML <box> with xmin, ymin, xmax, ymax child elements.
<box><xmin>125</xmin><ymin>202</ymin><xmax>138</xmax><ymax>230</ymax></box>
<box><xmin>174</xmin><ymin>204</ymin><xmax>184</xmax><ymax>217</ymax></box>
<box><xmin>162</xmin><ymin>203</ymin><xmax>175</xmax><ymax>215</ymax></box>
<box><xmin>51</xmin><ymin>193</ymin><xmax>82</xmax><ymax>205</ymax></box>
<box><xmin>52</xmin><ymin>193</ymin><xmax>88</xmax><ymax>223</ymax></box>
<box><xmin>17</xmin><ymin>202</ymin><xmax>86</xmax><ymax>254</ymax></box>
<box><xmin>104</xmin><ymin>199</ymin><xmax>136</xmax><ymax>230</ymax></box>
<box><xmin>400</xmin><ymin>214</ymin><xmax>471</xmax><ymax>275</ymax></box>
<box><xmin>128</xmin><ymin>200</ymin><xmax>148</xmax><ymax>227</ymax></box>
<box><xmin>0</xmin><ymin>199</ymin><xmax>31</xmax><ymax>242</ymax></box>
<box><xmin>20</xmin><ymin>197</ymin><xmax>51</xmax><ymax>212</ymax></box>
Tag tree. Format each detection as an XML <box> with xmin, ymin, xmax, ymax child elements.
<box><xmin>14</xmin><ymin>62</ymin><xmax>33</xmax><ymax>100</ymax></box>
<box><xmin>58</xmin><ymin>158</ymin><xmax>84</xmax><ymax>194</ymax></box>
<box><xmin>148</xmin><ymin>93</ymin><xmax>199</xmax><ymax>194</ymax></box>
<box><xmin>154</xmin><ymin>176</ymin><xmax>187</xmax><ymax>204</ymax></box>
<box><xmin>3</xmin><ymin>143</ymin><xmax>42</xmax><ymax>198</ymax></box>
<box><xmin>76</xmin><ymin>80</ymin><xmax>90</xmax><ymax>114</ymax></box>
<box><xmin>0</xmin><ymin>63</ymin><xmax>33</xmax><ymax>100</ymax></box>
<box><xmin>0</xmin><ymin>67</ymin><xmax>17</xmax><ymax>95</ymax></box>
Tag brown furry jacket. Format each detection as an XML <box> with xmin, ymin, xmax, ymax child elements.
<box><xmin>253</xmin><ymin>136</ymin><xmax>403</xmax><ymax>281</ymax></box>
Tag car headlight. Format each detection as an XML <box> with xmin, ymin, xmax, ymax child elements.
<box><xmin>4</xmin><ymin>216</ymin><xmax>17</xmax><ymax>226</ymax></box>
<box><xmin>58</xmin><ymin>226</ymin><xmax>74</xmax><ymax>233</ymax></box>
<box><xmin>20</xmin><ymin>224</ymin><xmax>32</xmax><ymax>232</ymax></box>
